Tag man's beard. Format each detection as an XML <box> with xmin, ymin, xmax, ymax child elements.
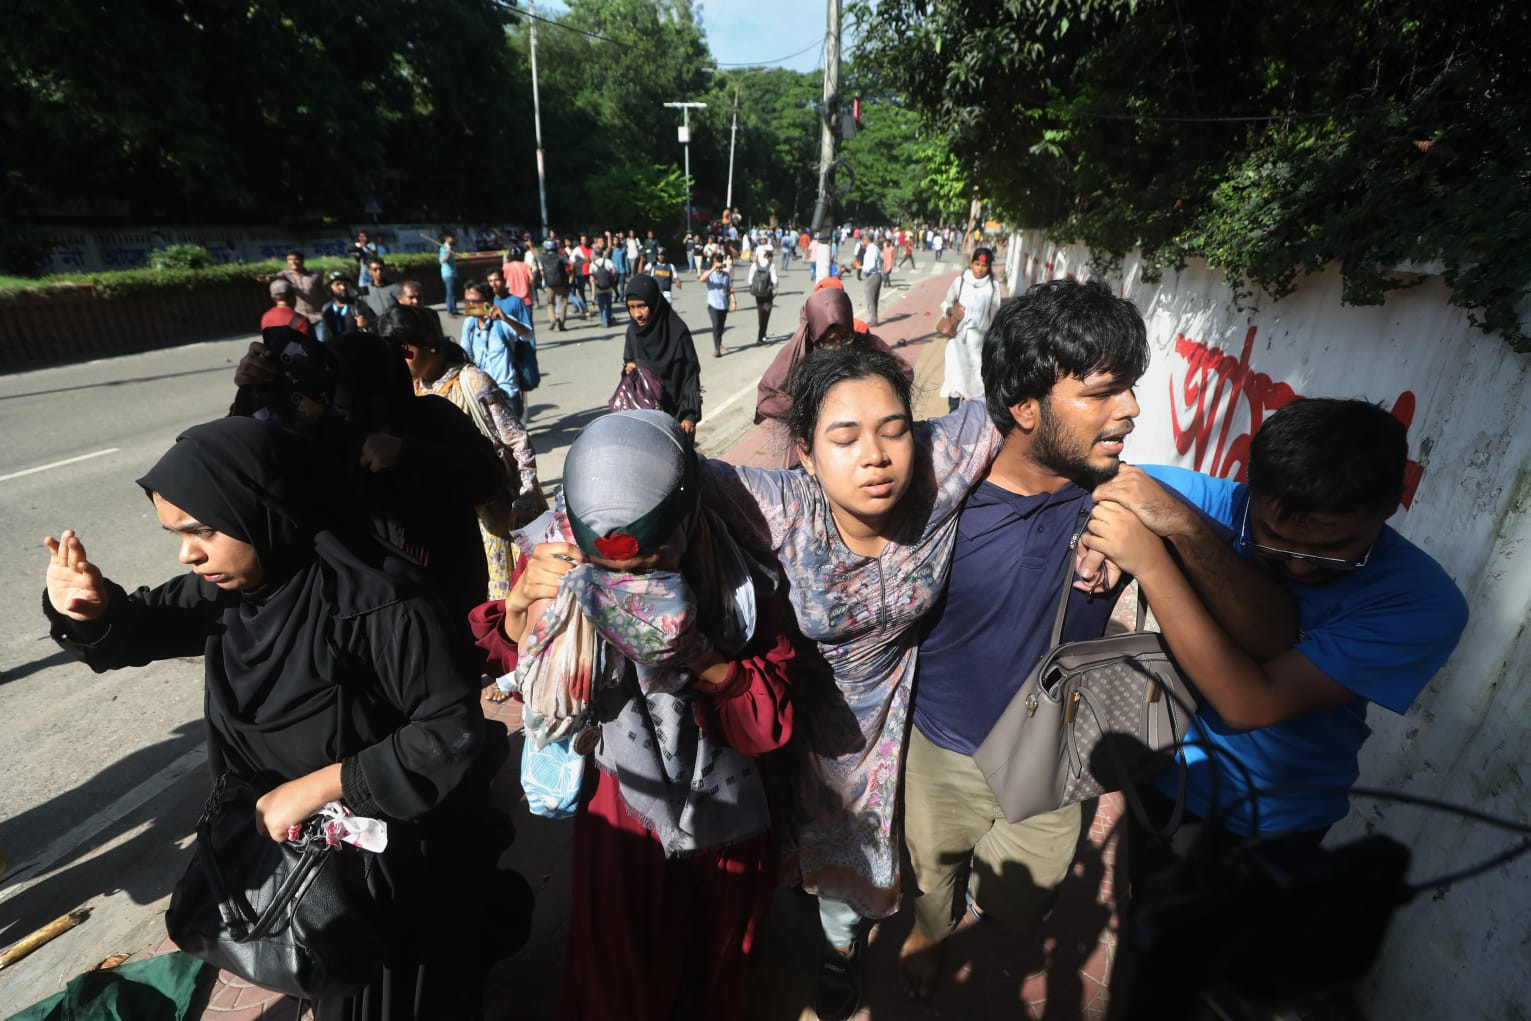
<box><xmin>1035</xmin><ymin>399</ymin><xmax>1122</xmax><ymax>489</ymax></box>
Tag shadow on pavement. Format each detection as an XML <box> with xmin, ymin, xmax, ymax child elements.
<box><xmin>0</xmin><ymin>648</ymin><xmax>76</xmax><ymax>685</ymax></box>
<box><xmin>0</xmin><ymin>365</ymin><xmax>238</xmax><ymax>403</ymax></box>
<box><xmin>0</xmin><ymin>722</ymin><xmax>206</xmax><ymax>944</ymax></box>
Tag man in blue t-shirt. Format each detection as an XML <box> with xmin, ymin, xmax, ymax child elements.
<box><xmin>459</xmin><ymin>280</ymin><xmax>530</xmax><ymax>417</ymax></box>
<box><xmin>1080</xmin><ymin>399</ymin><xmax>1468</xmax><ymax>856</ymax></box>
<box><xmin>486</xmin><ymin>268</ymin><xmax>534</xmax><ymax>334</ymax></box>
<box><xmin>894</xmin><ymin>281</ymin><xmax>1297</xmax><ymax>1004</ymax></box>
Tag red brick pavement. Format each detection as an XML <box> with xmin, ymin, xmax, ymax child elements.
<box><xmin>140</xmin><ymin>266</ymin><xmax>1130</xmax><ymax>1019</ymax></box>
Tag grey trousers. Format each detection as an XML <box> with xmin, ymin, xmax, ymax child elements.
<box><xmin>863</xmin><ymin>273</ymin><xmax>883</xmax><ymax>326</ymax></box>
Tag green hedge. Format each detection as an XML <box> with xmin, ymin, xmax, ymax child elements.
<box><xmin>0</xmin><ymin>252</ymin><xmax>447</xmax><ymax>303</ymax></box>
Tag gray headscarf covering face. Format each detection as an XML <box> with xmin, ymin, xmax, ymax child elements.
<box><xmin>528</xmin><ymin>409</ymin><xmax>770</xmax><ymax>856</ymax></box>
<box><xmin>563</xmin><ymin>410</ymin><xmax>696</xmax><ymax>559</ymax></box>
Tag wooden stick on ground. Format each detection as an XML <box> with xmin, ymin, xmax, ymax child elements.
<box><xmin>0</xmin><ymin>908</ymin><xmax>90</xmax><ymax>970</ymax></box>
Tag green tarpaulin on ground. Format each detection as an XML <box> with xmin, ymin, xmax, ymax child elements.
<box><xmin>4</xmin><ymin>952</ymin><xmax>208</xmax><ymax>1021</ymax></box>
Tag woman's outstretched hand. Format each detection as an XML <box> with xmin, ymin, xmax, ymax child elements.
<box><xmin>44</xmin><ymin>530</ymin><xmax>110</xmax><ymax>621</ymax></box>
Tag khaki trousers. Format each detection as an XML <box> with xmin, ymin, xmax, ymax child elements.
<box><xmin>904</xmin><ymin>726</ymin><xmax>1082</xmax><ymax>940</ymax></box>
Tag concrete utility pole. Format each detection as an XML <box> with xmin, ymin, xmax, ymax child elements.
<box><xmin>809</xmin><ymin>0</ymin><xmax>842</xmax><ymax>236</ymax></box>
<box><xmin>663</xmin><ymin>101</ymin><xmax>707</xmax><ymax>236</ymax></box>
<box><xmin>529</xmin><ymin>1</ymin><xmax>550</xmax><ymax>240</ymax></box>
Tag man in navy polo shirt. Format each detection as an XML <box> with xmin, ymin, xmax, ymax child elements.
<box><xmin>899</xmin><ymin>280</ymin><xmax>1150</xmax><ymax>999</ymax></box>
<box><xmin>1079</xmin><ymin>399</ymin><xmax>1468</xmax><ymax>858</ymax></box>
<box><xmin>900</xmin><ymin>281</ymin><xmax>1298</xmax><ymax>999</ymax></box>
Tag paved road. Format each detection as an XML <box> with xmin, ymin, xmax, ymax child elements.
<box><xmin>0</xmin><ymin>258</ymin><xmax>946</xmax><ymax>1010</ymax></box>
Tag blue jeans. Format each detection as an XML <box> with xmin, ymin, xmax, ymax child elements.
<box><xmin>596</xmin><ymin>290</ymin><xmax>614</xmax><ymax>327</ymax></box>
<box><xmin>442</xmin><ymin>274</ymin><xmax>458</xmax><ymax>315</ymax></box>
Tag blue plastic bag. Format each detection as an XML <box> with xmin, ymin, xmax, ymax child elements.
<box><xmin>520</xmin><ymin>734</ymin><xmax>585</xmax><ymax>819</ymax></box>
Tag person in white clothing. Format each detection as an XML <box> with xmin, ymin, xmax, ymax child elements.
<box><xmin>939</xmin><ymin>247</ymin><xmax>1004</xmax><ymax>411</ymax></box>
<box><xmin>746</xmin><ymin>246</ymin><xmax>780</xmax><ymax>345</ymax></box>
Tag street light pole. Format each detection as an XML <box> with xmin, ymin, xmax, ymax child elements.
<box><xmin>706</xmin><ymin>66</ymin><xmax>768</xmax><ymax>218</ymax></box>
<box><xmin>726</xmin><ymin>82</ymin><xmax>740</xmax><ymax>211</ymax></box>
<box><xmin>663</xmin><ymin>101</ymin><xmax>707</xmax><ymax>236</ymax></box>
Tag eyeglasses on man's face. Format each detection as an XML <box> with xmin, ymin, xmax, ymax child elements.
<box><xmin>1238</xmin><ymin>500</ymin><xmax>1373</xmax><ymax>572</ymax></box>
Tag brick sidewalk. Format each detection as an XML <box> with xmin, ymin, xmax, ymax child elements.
<box><xmin>136</xmin><ymin>266</ymin><xmax>1127</xmax><ymax>1020</ymax></box>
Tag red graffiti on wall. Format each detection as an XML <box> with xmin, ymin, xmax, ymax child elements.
<box><xmin>1169</xmin><ymin>327</ymin><xmax>1424</xmax><ymax>508</ymax></box>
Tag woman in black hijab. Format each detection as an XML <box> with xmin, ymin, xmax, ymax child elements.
<box><xmin>622</xmin><ymin>274</ymin><xmax>703</xmax><ymax>435</ymax></box>
<box><xmin>43</xmin><ymin>417</ymin><xmax>529</xmax><ymax>1020</ymax></box>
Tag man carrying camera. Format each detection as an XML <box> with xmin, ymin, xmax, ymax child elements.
<box><xmin>460</xmin><ymin>280</ymin><xmax>534</xmax><ymax>418</ymax></box>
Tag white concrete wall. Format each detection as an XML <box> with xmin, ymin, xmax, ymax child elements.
<box><xmin>1003</xmin><ymin>230</ymin><xmax>1531</xmax><ymax>1019</ymax></box>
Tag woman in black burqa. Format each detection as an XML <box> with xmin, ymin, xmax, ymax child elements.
<box><xmin>231</xmin><ymin>328</ymin><xmax>502</xmax><ymax>636</ymax></box>
<box><xmin>622</xmin><ymin>274</ymin><xmax>703</xmax><ymax>435</ymax></box>
<box><xmin>42</xmin><ymin>416</ymin><xmax>529</xmax><ymax>1020</ymax></box>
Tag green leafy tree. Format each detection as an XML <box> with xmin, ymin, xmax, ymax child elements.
<box><xmin>0</xmin><ymin>0</ymin><xmax>524</xmax><ymax>228</ymax></box>
<box><xmin>703</xmin><ymin>68</ymin><xmax>823</xmax><ymax>225</ymax></box>
<box><xmin>504</xmin><ymin>0</ymin><xmax>716</xmax><ymax>231</ymax></box>
<box><xmin>852</xmin><ymin>0</ymin><xmax>1531</xmax><ymax>349</ymax></box>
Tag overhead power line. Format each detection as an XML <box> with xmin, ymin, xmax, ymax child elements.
<box><xmin>514</xmin><ymin>6</ymin><xmax>824</xmax><ymax>69</ymax></box>
<box><xmin>714</xmin><ymin>38</ymin><xmax>827</xmax><ymax>68</ymax></box>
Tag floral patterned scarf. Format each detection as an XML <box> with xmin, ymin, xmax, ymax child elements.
<box><xmin>514</xmin><ymin>503</ymin><xmax>771</xmax><ymax>856</ymax></box>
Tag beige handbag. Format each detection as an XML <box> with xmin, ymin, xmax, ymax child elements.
<box><xmin>974</xmin><ymin>543</ymin><xmax>1197</xmax><ymax>824</ymax></box>
<box><xmin>935</xmin><ymin>299</ymin><xmax>965</xmax><ymax>338</ymax></box>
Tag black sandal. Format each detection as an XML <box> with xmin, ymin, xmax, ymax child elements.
<box><xmin>814</xmin><ymin>936</ymin><xmax>863</xmax><ymax>1021</ymax></box>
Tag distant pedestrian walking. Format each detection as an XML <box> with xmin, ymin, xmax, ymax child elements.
<box><xmin>747</xmin><ymin>247</ymin><xmax>778</xmax><ymax>344</ymax></box>
<box><xmin>862</xmin><ymin>235</ymin><xmax>884</xmax><ymax>326</ymax></box>
<box><xmin>701</xmin><ymin>253</ymin><xmax>736</xmax><ymax>357</ymax></box>
<box><xmin>439</xmin><ymin>232</ymin><xmax>458</xmax><ymax>317</ymax></box>
<box><xmin>537</xmin><ymin>239</ymin><xmax>572</xmax><ymax>331</ymax></box>
<box><xmin>940</xmin><ymin>247</ymin><xmax>1004</xmax><ymax>412</ymax></box>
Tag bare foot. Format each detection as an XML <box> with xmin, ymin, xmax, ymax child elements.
<box><xmin>897</xmin><ymin>926</ymin><xmax>945</xmax><ymax>1000</ymax></box>
<box><xmin>483</xmin><ymin>686</ymin><xmax>512</xmax><ymax>704</ymax></box>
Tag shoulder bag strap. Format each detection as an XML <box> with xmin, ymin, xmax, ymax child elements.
<box><xmin>1046</xmin><ymin>504</ymin><xmax>1095</xmax><ymax>646</ymax></box>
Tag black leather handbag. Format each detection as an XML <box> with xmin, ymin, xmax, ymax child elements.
<box><xmin>165</xmin><ymin>772</ymin><xmax>387</xmax><ymax>999</ymax></box>
<box><xmin>974</xmin><ymin>548</ymin><xmax>1198</xmax><ymax>825</ymax></box>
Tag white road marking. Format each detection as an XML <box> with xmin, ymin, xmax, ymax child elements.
<box><xmin>707</xmin><ymin>381</ymin><xmax>758</xmax><ymax>418</ymax></box>
<box><xmin>0</xmin><ymin>448</ymin><xmax>120</xmax><ymax>482</ymax></box>
<box><xmin>0</xmin><ymin>744</ymin><xmax>207</xmax><ymax>905</ymax></box>
<box><xmin>702</xmin><ymin>261</ymin><xmax>946</xmax><ymax>426</ymax></box>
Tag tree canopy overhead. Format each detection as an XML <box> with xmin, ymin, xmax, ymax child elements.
<box><xmin>0</xmin><ymin>0</ymin><xmax>964</xmax><ymax>272</ymax></box>
<box><xmin>1</xmin><ymin>0</ymin><xmax>521</xmax><ymax>227</ymax></box>
<box><xmin>853</xmin><ymin>0</ymin><xmax>1531</xmax><ymax>348</ymax></box>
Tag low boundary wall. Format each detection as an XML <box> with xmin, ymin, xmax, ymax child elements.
<box><xmin>0</xmin><ymin>256</ymin><xmax>503</xmax><ymax>371</ymax></box>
